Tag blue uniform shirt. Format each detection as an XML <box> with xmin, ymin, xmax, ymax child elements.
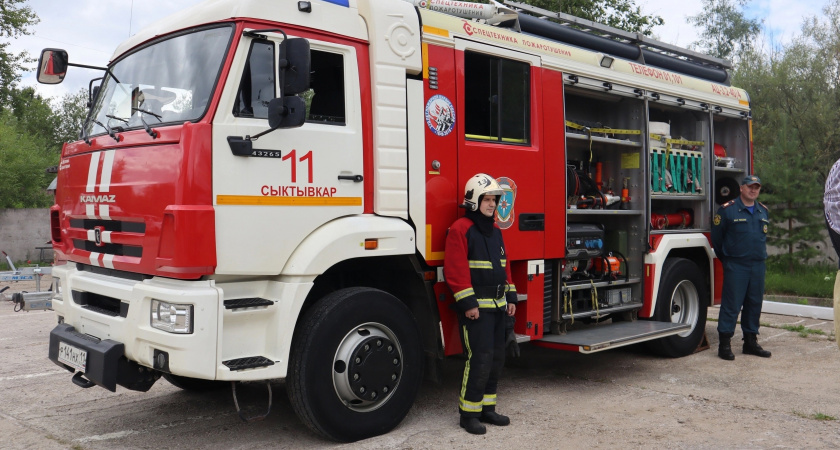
<box><xmin>712</xmin><ymin>196</ymin><xmax>769</xmax><ymax>262</ymax></box>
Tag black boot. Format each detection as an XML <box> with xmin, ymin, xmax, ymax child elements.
<box><xmin>743</xmin><ymin>333</ymin><xmax>771</xmax><ymax>358</ymax></box>
<box><xmin>718</xmin><ymin>332</ymin><xmax>735</xmax><ymax>361</ymax></box>
<box><xmin>480</xmin><ymin>411</ymin><xmax>510</xmax><ymax>426</ymax></box>
<box><xmin>460</xmin><ymin>416</ymin><xmax>486</xmax><ymax>435</ymax></box>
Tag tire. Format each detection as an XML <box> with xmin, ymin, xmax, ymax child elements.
<box><xmin>646</xmin><ymin>258</ymin><xmax>708</xmax><ymax>357</ymax></box>
<box><xmin>287</xmin><ymin>287</ymin><xmax>424</xmax><ymax>442</ymax></box>
<box><xmin>162</xmin><ymin>373</ymin><xmax>227</xmax><ymax>392</ymax></box>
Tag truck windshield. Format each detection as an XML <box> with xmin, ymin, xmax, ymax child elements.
<box><xmin>86</xmin><ymin>25</ymin><xmax>234</xmax><ymax>136</ymax></box>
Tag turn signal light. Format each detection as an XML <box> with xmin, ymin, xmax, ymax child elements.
<box><xmin>364</xmin><ymin>239</ymin><xmax>378</xmax><ymax>250</ymax></box>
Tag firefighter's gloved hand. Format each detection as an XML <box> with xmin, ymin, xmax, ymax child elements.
<box><xmin>505</xmin><ymin>314</ymin><xmax>520</xmax><ymax>358</ymax></box>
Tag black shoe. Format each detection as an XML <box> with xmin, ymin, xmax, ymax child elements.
<box><xmin>480</xmin><ymin>411</ymin><xmax>510</xmax><ymax>426</ymax></box>
<box><xmin>460</xmin><ymin>416</ymin><xmax>486</xmax><ymax>435</ymax></box>
<box><xmin>743</xmin><ymin>333</ymin><xmax>771</xmax><ymax>358</ymax></box>
<box><xmin>718</xmin><ymin>334</ymin><xmax>735</xmax><ymax>361</ymax></box>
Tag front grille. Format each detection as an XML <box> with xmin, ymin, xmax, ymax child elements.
<box><xmin>73</xmin><ymin>239</ymin><xmax>143</xmax><ymax>257</ymax></box>
<box><xmin>69</xmin><ymin>218</ymin><xmax>145</xmax><ymax>258</ymax></box>
<box><xmin>69</xmin><ymin>218</ymin><xmax>146</xmax><ymax>233</ymax></box>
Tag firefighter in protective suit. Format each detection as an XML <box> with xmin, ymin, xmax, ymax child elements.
<box><xmin>444</xmin><ymin>173</ymin><xmax>518</xmax><ymax>435</ymax></box>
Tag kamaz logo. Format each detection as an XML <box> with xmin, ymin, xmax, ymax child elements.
<box><xmin>80</xmin><ymin>194</ymin><xmax>116</xmax><ymax>203</ymax></box>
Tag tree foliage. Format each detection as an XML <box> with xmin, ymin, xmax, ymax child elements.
<box><xmin>0</xmin><ymin>110</ymin><xmax>54</xmax><ymax>208</ymax></box>
<box><xmin>730</xmin><ymin>0</ymin><xmax>840</xmax><ymax>268</ymax></box>
<box><xmin>0</xmin><ymin>86</ymin><xmax>88</xmax><ymax>208</ymax></box>
<box><xmin>0</xmin><ymin>0</ymin><xmax>39</xmax><ymax>110</ymax></box>
<box><xmin>687</xmin><ymin>0</ymin><xmax>761</xmax><ymax>63</ymax></box>
<box><xmin>521</xmin><ymin>0</ymin><xmax>664</xmax><ymax>35</ymax></box>
<box><xmin>477</xmin><ymin>0</ymin><xmax>664</xmax><ymax>35</ymax></box>
<box><xmin>755</xmin><ymin>119</ymin><xmax>825</xmax><ymax>270</ymax></box>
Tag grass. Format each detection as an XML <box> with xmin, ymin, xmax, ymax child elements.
<box><xmin>793</xmin><ymin>410</ymin><xmax>837</xmax><ymax>421</ymax></box>
<box><xmin>776</xmin><ymin>324</ymin><xmax>827</xmax><ymax>338</ymax></box>
<box><xmin>764</xmin><ymin>260</ymin><xmax>835</xmax><ymax>299</ymax></box>
<box><xmin>0</xmin><ymin>260</ymin><xmax>44</xmax><ymax>271</ymax></box>
<box><xmin>710</xmin><ymin>318</ymin><xmax>832</xmax><ymax>340</ymax></box>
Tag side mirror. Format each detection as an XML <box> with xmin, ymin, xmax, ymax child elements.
<box><xmin>280</xmin><ymin>38</ymin><xmax>311</xmax><ymax>95</ymax></box>
<box><xmin>36</xmin><ymin>49</ymin><xmax>68</xmax><ymax>84</ymax></box>
<box><xmin>268</xmin><ymin>96</ymin><xmax>306</xmax><ymax>129</ymax></box>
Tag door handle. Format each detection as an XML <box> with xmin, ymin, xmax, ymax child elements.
<box><xmin>519</xmin><ymin>213</ymin><xmax>545</xmax><ymax>231</ymax></box>
<box><xmin>338</xmin><ymin>174</ymin><xmax>364</xmax><ymax>182</ymax></box>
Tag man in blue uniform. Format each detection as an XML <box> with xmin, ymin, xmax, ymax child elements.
<box><xmin>712</xmin><ymin>175</ymin><xmax>772</xmax><ymax>360</ymax></box>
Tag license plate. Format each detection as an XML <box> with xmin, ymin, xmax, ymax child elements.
<box><xmin>58</xmin><ymin>341</ymin><xmax>87</xmax><ymax>372</ymax></box>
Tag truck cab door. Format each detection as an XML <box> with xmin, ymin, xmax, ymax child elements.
<box><xmin>454</xmin><ymin>40</ymin><xmax>545</xmax><ymax>260</ymax></box>
<box><xmin>212</xmin><ymin>32</ymin><xmax>365</xmax><ymax>275</ymax></box>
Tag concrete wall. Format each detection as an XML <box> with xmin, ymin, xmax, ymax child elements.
<box><xmin>0</xmin><ymin>209</ymin><xmax>52</xmax><ymax>264</ymax></box>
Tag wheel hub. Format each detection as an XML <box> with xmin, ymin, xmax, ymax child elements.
<box><xmin>333</xmin><ymin>324</ymin><xmax>402</xmax><ymax>411</ymax></box>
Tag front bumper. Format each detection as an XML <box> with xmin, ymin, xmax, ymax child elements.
<box><xmin>48</xmin><ymin>323</ymin><xmax>159</xmax><ymax>391</ymax></box>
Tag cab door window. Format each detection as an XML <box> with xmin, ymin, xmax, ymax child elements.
<box><xmin>464</xmin><ymin>51</ymin><xmax>530</xmax><ymax>144</ymax></box>
<box><xmin>233</xmin><ymin>40</ymin><xmax>275</xmax><ymax>118</ymax></box>
<box><xmin>301</xmin><ymin>50</ymin><xmax>346</xmax><ymax>125</ymax></box>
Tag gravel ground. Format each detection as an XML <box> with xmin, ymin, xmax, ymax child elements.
<box><xmin>2</xmin><ymin>274</ymin><xmax>839</xmax><ymax>449</ymax></box>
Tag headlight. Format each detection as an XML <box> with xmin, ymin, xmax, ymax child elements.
<box><xmin>150</xmin><ymin>299</ymin><xmax>193</xmax><ymax>334</ymax></box>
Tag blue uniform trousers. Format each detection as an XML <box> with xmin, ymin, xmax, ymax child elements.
<box><xmin>717</xmin><ymin>259</ymin><xmax>766</xmax><ymax>335</ymax></box>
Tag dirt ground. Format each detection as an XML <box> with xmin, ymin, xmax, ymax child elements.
<box><xmin>2</xmin><ymin>274</ymin><xmax>839</xmax><ymax>449</ymax></box>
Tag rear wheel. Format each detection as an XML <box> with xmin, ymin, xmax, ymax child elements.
<box><xmin>646</xmin><ymin>258</ymin><xmax>708</xmax><ymax>357</ymax></box>
<box><xmin>287</xmin><ymin>287</ymin><xmax>423</xmax><ymax>442</ymax></box>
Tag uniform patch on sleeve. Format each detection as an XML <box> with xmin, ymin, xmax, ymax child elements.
<box><xmin>713</xmin><ymin>214</ymin><xmax>721</xmax><ymax>226</ymax></box>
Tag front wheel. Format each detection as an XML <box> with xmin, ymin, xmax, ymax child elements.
<box><xmin>287</xmin><ymin>287</ymin><xmax>423</xmax><ymax>442</ymax></box>
<box><xmin>646</xmin><ymin>258</ymin><xmax>708</xmax><ymax>357</ymax></box>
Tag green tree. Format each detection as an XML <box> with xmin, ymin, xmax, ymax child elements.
<box><xmin>478</xmin><ymin>0</ymin><xmax>664</xmax><ymax>36</ymax></box>
<box><xmin>7</xmin><ymin>86</ymin><xmax>57</xmax><ymax>148</ymax></box>
<box><xmin>755</xmin><ymin>119</ymin><xmax>824</xmax><ymax>271</ymax></box>
<box><xmin>732</xmin><ymin>0</ymin><xmax>840</xmax><ymax>270</ymax></box>
<box><xmin>52</xmin><ymin>88</ymin><xmax>90</xmax><ymax>148</ymax></box>
<box><xmin>523</xmin><ymin>0</ymin><xmax>664</xmax><ymax>35</ymax></box>
<box><xmin>0</xmin><ymin>111</ymin><xmax>54</xmax><ymax>208</ymax></box>
<box><xmin>687</xmin><ymin>0</ymin><xmax>761</xmax><ymax>63</ymax></box>
<box><xmin>0</xmin><ymin>0</ymin><xmax>39</xmax><ymax>110</ymax></box>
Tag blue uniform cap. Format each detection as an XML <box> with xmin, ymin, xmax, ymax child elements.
<box><xmin>741</xmin><ymin>175</ymin><xmax>761</xmax><ymax>186</ymax></box>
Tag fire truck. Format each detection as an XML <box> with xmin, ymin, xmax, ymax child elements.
<box><xmin>36</xmin><ymin>0</ymin><xmax>752</xmax><ymax>441</ymax></box>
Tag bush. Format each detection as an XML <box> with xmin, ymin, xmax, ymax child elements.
<box><xmin>0</xmin><ymin>112</ymin><xmax>56</xmax><ymax>208</ymax></box>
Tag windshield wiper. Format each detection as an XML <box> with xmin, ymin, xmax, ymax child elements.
<box><xmin>93</xmin><ymin>120</ymin><xmax>121</xmax><ymax>142</ymax></box>
<box><xmin>105</xmin><ymin>114</ymin><xmax>128</xmax><ymax>124</ymax></box>
<box><xmin>132</xmin><ymin>107</ymin><xmax>162</xmax><ymax>139</ymax></box>
<box><xmin>105</xmin><ymin>115</ymin><xmax>128</xmax><ymax>132</ymax></box>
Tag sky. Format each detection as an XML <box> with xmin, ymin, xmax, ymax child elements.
<box><xmin>5</xmin><ymin>0</ymin><xmax>832</xmax><ymax>101</ymax></box>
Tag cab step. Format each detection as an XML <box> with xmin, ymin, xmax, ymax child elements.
<box><xmin>224</xmin><ymin>298</ymin><xmax>275</xmax><ymax>310</ymax></box>
<box><xmin>538</xmin><ymin>321</ymin><xmax>690</xmax><ymax>353</ymax></box>
<box><xmin>223</xmin><ymin>356</ymin><xmax>275</xmax><ymax>371</ymax></box>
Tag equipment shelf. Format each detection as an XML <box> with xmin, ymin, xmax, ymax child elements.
<box><xmin>567</xmin><ymin>209</ymin><xmax>643</xmax><ymax>215</ymax></box>
<box><xmin>651</xmin><ymin>194</ymin><xmax>705</xmax><ymax>200</ymax></box>
<box><xmin>566</xmin><ymin>132</ymin><xmax>641</xmax><ymax>147</ymax></box>
<box><xmin>714</xmin><ymin>166</ymin><xmax>744</xmax><ymax>173</ymax></box>
<box><xmin>560</xmin><ymin>278</ymin><xmax>641</xmax><ymax>292</ymax></box>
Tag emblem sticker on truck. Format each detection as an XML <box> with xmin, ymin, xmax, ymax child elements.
<box><xmin>495</xmin><ymin>177</ymin><xmax>517</xmax><ymax>229</ymax></box>
<box><xmin>425</xmin><ymin>95</ymin><xmax>455</xmax><ymax>137</ymax></box>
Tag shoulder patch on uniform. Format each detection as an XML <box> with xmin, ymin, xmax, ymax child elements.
<box><xmin>721</xmin><ymin>200</ymin><xmax>735</xmax><ymax>208</ymax></box>
<box><xmin>713</xmin><ymin>214</ymin><xmax>721</xmax><ymax>226</ymax></box>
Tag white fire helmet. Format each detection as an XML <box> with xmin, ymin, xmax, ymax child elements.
<box><xmin>463</xmin><ymin>173</ymin><xmax>503</xmax><ymax>211</ymax></box>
